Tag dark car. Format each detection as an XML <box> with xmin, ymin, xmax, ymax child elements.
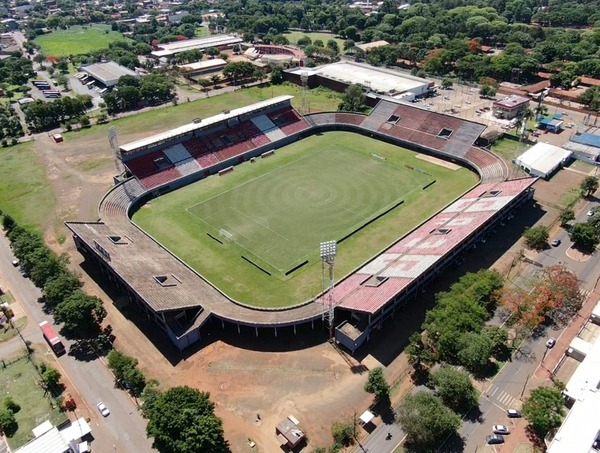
<box><xmin>487</xmin><ymin>434</ymin><xmax>504</xmax><ymax>445</ymax></box>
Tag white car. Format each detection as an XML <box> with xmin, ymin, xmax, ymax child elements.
<box><xmin>97</xmin><ymin>402</ymin><xmax>110</xmax><ymax>417</ymax></box>
<box><xmin>493</xmin><ymin>424</ymin><xmax>510</xmax><ymax>435</ymax></box>
<box><xmin>546</xmin><ymin>338</ymin><xmax>556</xmax><ymax>348</ymax></box>
<box><xmin>588</xmin><ymin>210</ymin><xmax>596</xmax><ymax>216</ymax></box>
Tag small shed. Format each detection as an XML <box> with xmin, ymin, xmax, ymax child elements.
<box><xmin>515</xmin><ymin>142</ymin><xmax>572</xmax><ymax>179</ymax></box>
<box><xmin>359</xmin><ymin>410</ymin><xmax>375</xmax><ymax>425</ymax></box>
<box><xmin>276</xmin><ymin>415</ymin><xmax>305</xmax><ymax>449</ymax></box>
<box><xmin>52</xmin><ymin>134</ymin><xmax>63</xmax><ymax>143</ymax></box>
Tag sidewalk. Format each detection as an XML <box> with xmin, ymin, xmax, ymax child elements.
<box><xmin>497</xmin><ymin>284</ymin><xmax>600</xmax><ymax>452</ymax></box>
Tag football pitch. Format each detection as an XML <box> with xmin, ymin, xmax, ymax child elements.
<box><xmin>187</xmin><ymin>148</ymin><xmax>431</xmax><ymax>272</ymax></box>
<box><xmin>133</xmin><ymin>132</ymin><xmax>477</xmax><ymax>307</ymax></box>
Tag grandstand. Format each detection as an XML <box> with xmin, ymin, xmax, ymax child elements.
<box><xmin>66</xmin><ymin>95</ymin><xmax>530</xmax><ymax>352</ymax></box>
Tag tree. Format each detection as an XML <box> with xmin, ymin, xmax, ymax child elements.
<box><xmin>338</xmin><ymin>84</ymin><xmax>365</xmax><ymax>112</ymax></box>
<box><xmin>522</xmin><ymin>386</ymin><xmax>564</xmax><ymax>438</ymax></box>
<box><xmin>570</xmin><ymin>222</ymin><xmax>600</xmax><ymax>250</ymax></box>
<box><xmin>0</xmin><ymin>408</ymin><xmax>17</xmax><ymax>436</ymax></box>
<box><xmin>1</xmin><ymin>214</ymin><xmax>15</xmax><ymax>233</ymax></box>
<box><xmin>559</xmin><ymin>208</ymin><xmax>575</xmax><ymax>226</ymax></box>
<box><xmin>457</xmin><ymin>332</ymin><xmax>494</xmax><ymax>372</ymax></box>
<box><xmin>270</xmin><ymin>66</ymin><xmax>283</xmax><ymax>85</ymax></box>
<box><xmin>522</xmin><ymin>225</ymin><xmax>549</xmax><ymax>250</ymax></box>
<box><xmin>441</xmin><ymin>77</ymin><xmax>454</xmax><ymax>89</ymax></box>
<box><xmin>581</xmin><ymin>176</ymin><xmax>599</xmax><ymax>197</ymax></box>
<box><xmin>430</xmin><ymin>366</ymin><xmax>478</xmax><ymax>412</ymax></box>
<box><xmin>41</xmin><ymin>366</ymin><xmax>62</xmax><ymax>390</ymax></box>
<box><xmin>107</xmin><ymin>349</ymin><xmax>147</xmax><ymax>396</ymax></box>
<box><xmin>222</xmin><ymin>61</ymin><xmax>254</xmax><ymax>85</ymax></box>
<box><xmin>364</xmin><ymin>367</ymin><xmax>390</xmax><ymax>399</ymax></box>
<box><xmin>53</xmin><ymin>290</ymin><xmax>107</xmax><ymax>338</ymax></box>
<box><xmin>3</xmin><ymin>397</ymin><xmax>20</xmax><ymax>414</ymax></box>
<box><xmin>331</xmin><ymin>419</ymin><xmax>355</xmax><ymax>447</ymax></box>
<box><xmin>396</xmin><ymin>392</ymin><xmax>461</xmax><ymax>450</ymax></box>
<box><xmin>146</xmin><ymin>386</ymin><xmax>228</xmax><ymax>453</ymax></box>
<box><xmin>406</xmin><ymin>332</ymin><xmax>437</xmax><ymax>369</ymax></box>
<box><xmin>326</xmin><ymin>39</ymin><xmax>339</xmax><ymax>54</ymax></box>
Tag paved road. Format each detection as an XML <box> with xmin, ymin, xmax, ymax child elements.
<box><xmin>444</xmin><ymin>197</ymin><xmax>600</xmax><ymax>452</ymax></box>
<box><xmin>0</xmin><ymin>234</ymin><xmax>154</xmax><ymax>452</ymax></box>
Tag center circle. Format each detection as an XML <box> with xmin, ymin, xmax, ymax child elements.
<box><xmin>293</xmin><ymin>185</ymin><xmax>333</xmax><ymax>206</ymax></box>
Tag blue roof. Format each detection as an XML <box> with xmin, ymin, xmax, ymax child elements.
<box><xmin>571</xmin><ymin>132</ymin><xmax>600</xmax><ymax>148</ymax></box>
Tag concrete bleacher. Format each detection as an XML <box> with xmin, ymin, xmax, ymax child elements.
<box><xmin>251</xmin><ymin>115</ymin><xmax>286</xmax><ymax>141</ymax></box>
<box><xmin>140</xmin><ymin>167</ymin><xmax>181</xmax><ymax>190</ymax></box>
<box><xmin>268</xmin><ymin>108</ymin><xmax>310</xmax><ymax>135</ymax></box>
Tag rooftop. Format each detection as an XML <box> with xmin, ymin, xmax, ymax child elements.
<box><xmin>290</xmin><ymin>61</ymin><xmax>432</xmax><ymax>95</ymax></box>
<box><xmin>120</xmin><ymin>95</ymin><xmax>293</xmax><ymax>154</ymax></box>
<box><xmin>79</xmin><ymin>61</ymin><xmax>138</xmax><ymax>86</ymax></box>
<box><xmin>493</xmin><ymin>95</ymin><xmax>530</xmax><ymax>109</ymax></box>
<box><xmin>516</xmin><ymin>142</ymin><xmax>572</xmax><ymax>175</ymax></box>
<box><xmin>549</xmin><ymin>330</ymin><xmax>600</xmax><ymax>453</ymax></box>
<box><xmin>571</xmin><ymin>131</ymin><xmax>600</xmax><ymax>148</ymax></box>
<box><xmin>356</xmin><ymin>40</ymin><xmax>389</xmax><ymax>52</ymax></box>
<box><xmin>151</xmin><ymin>35</ymin><xmax>242</xmax><ymax>57</ymax></box>
<box><xmin>177</xmin><ymin>58</ymin><xmax>227</xmax><ymax>71</ymax></box>
<box><xmin>333</xmin><ymin>178</ymin><xmax>536</xmax><ymax>314</ymax></box>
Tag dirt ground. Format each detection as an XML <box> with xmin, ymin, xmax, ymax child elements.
<box><xmin>32</xmin><ymin>99</ymin><xmax>590</xmax><ymax>452</ymax></box>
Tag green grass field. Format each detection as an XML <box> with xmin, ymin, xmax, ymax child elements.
<box><xmin>188</xmin><ymin>147</ymin><xmax>432</xmax><ymax>272</ymax></box>
<box><xmin>284</xmin><ymin>31</ymin><xmax>345</xmax><ymax>49</ymax></box>
<box><xmin>0</xmin><ymin>142</ymin><xmax>55</xmax><ymax>231</ymax></box>
<box><xmin>33</xmin><ymin>25</ymin><xmax>131</xmax><ymax>56</ymax></box>
<box><xmin>0</xmin><ymin>353</ymin><xmax>67</xmax><ymax>449</ymax></box>
<box><xmin>133</xmin><ymin>132</ymin><xmax>477</xmax><ymax>307</ymax></box>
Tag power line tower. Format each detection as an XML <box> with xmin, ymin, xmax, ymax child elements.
<box><xmin>301</xmin><ymin>71</ymin><xmax>309</xmax><ymax>115</ymax></box>
<box><xmin>320</xmin><ymin>240</ymin><xmax>336</xmax><ymax>341</ymax></box>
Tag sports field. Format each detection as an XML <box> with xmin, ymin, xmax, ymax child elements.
<box><xmin>33</xmin><ymin>25</ymin><xmax>131</xmax><ymax>56</ymax></box>
<box><xmin>133</xmin><ymin>132</ymin><xmax>477</xmax><ymax>307</ymax></box>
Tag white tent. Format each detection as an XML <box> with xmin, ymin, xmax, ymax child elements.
<box><xmin>515</xmin><ymin>142</ymin><xmax>572</xmax><ymax>179</ymax></box>
<box><xmin>359</xmin><ymin>410</ymin><xmax>375</xmax><ymax>425</ymax></box>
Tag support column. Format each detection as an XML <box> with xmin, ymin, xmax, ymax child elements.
<box><xmin>237</xmin><ymin>324</ymin><xmax>240</xmax><ymax>334</ymax></box>
<box><xmin>311</xmin><ymin>319</ymin><xmax>314</xmax><ymax>330</ymax></box>
<box><xmin>274</xmin><ymin>327</ymin><xmax>277</xmax><ymax>338</ymax></box>
<box><xmin>221</xmin><ymin>319</ymin><xmax>225</xmax><ymax>329</ymax></box>
<box><xmin>293</xmin><ymin>324</ymin><xmax>297</xmax><ymax>335</ymax></box>
<box><xmin>255</xmin><ymin>327</ymin><xmax>259</xmax><ymax>337</ymax></box>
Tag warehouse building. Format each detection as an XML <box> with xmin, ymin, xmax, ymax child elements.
<box><xmin>78</xmin><ymin>61</ymin><xmax>139</xmax><ymax>88</ymax></box>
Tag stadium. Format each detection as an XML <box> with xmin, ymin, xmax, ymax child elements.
<box><xmin>66</xmin><ymin>95</ymin><xmax>535</xmax><ymax>352</ymax></box>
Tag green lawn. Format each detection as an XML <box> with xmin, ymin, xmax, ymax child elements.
<box><xmin>284</xmin><ymin>31</ymin><xmax>346</xmax><ymax>49</ymax></box>
<box><xmin>33</xmin><ymin>25</ymin><xmax>131</xmax><ymax>56</ymax></box>
<box><xmin>196</xmin><ymin>26</ymin><xmax>209</xmax><ymax>38</ymax></box>
<box><xmin>0</xmin><ymin>142</ymin><xmax>55</xmax><ymax>231</ymax></box>
<box><xmin>0</xmin><ymin>353</ymin><xmax>67</xmax><ymax>449</ymax></box>
<box><xmin>133</xmin><ymin>132</ymin><xmax>477</xmax><ymax>307</ymax></box>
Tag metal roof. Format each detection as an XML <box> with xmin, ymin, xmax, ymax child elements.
<box><xmin>120</xmin><ymin>95</ymin><xmax>294</xmax><ymax>154</ymax></box>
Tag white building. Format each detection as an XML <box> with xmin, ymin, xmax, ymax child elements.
<box><xmin>548</xmin><ymin>311</ymin><xmax>600</xmax><ymax>453</ymax></box>
<box><xmin>151</xmin><ymin>35</ymin><xmax>242</xmax><ymax>58</ymax></box>
<box><xmin>515</xmin><ymin>142</ymin><xmax>572</xmax><ymax>179</ymax></box>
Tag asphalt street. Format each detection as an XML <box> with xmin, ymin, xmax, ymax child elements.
<box><xmin>0</xmin><ymin>233</ymin><xmax>154</xmax><ymax>452</ymax></box>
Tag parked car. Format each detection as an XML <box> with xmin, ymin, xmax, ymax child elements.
<box><xmin>11</xmin><ymin>259</ymin><xmax>19</xmax><ymax>267</ymax></box>
<box><xmin>97</xmin><ymin>402</ymin><xmax>110</xmax><ymax>417</ymax></box>
<box><xmin>588</xmin><ymin>210</ymin><xmax>596</xmax><ymax>216</ymax></box>
<box><xmin>546</xmin><ymin>338</ymin><xmax>556</xmax><ymax>348</ymax></box>
<box><xmin>551</xmin><ymin>239</ymin><xmax>561</xmax><ymax>247</ymax></box>
<box><xmin>487</xmin><ymin>434</ymin><xmax>505</xmax><ymax>444</ymax></box>
<box><xmin>507</xmin><ymin>408</ymin><xmax>522</xmax><ymax>418</ymax></box>
<box><xmin>493</xmin><ymin>425</ymin><xmax>510</xmax><ymax>435</ymax></box>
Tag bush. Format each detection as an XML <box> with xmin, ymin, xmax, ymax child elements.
<box><xmin>331</xmin><ymin>419</ymin><xmax>355</xmax><ymax>447</ymax></box>
<box><xmin>3</xmin><ymin>397</ymin><xmax>20</xmax><ymax>414</ymax></box>
<box><xmin>0</xmin><ymin>408</ymin><xmax>17</xmax><ymax>436</ymax></box>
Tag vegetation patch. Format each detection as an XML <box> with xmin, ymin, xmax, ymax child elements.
<box><xmin>33</xmin><ymin>25</ymin><xmax>131</xmax><ymax>56</ymax></box>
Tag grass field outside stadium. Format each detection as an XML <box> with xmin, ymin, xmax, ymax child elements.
<box><xmin>33</xmin><ymin>24</ymin><xmax>131</xmax><ymax>56</ymax></box>
<box><xmin>133</xmin><ymin>132</ymin><xmax>478</xmax><ymax>308</ymax></box>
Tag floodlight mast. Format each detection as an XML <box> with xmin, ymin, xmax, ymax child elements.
<box><xmin>320</xmin><ymin>240</ymin><xmax>336</xmax><ymax>341</ymax></box>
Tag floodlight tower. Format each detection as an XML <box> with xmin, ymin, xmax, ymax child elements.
<box><xmin>301</xmin><ymin>71</ymin><xmax>309</xmax><ymax>115</ymax></box>
<box><xmin>108</xmin><ymin>126</ymin><xmax>122</xmax><ymax>175</ymax></box>
<box><xmin>320</xmin><ymin>240</ymin><xmax>336</xmax><ymax>341</ymax></box>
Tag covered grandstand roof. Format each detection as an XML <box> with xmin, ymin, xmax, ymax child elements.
<box><xmin>332</xmin><ymin>178</ymin><xmax>536</xmax><ymax>314</ymax></box>
<box><xmin>177</xmin><ymin>58</ymin><xmax>227</xmax><ymax>72</ymax></box>
<box><xmin>119</xmin><ymin>95</ymin><xmax>294</xmax><ymax>154</ymax></box>
<box><xmin>292</xmin><ymin>61</ymin><xmax>432</xmax><ymax>95</ymax></box>
<box><xmin>79</xmin><ymin>61</ymin><xmax>138</xmax><ymax>87</ymax></box>
<box><xmin>151</xmin><ymin>35</ymin><xmax>242</xmax><ymax>58</ymax></box>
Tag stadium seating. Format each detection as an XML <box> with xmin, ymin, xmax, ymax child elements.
<box><xmin>465</xmin><ymin>147</ymin><xmax>507</xmax><ymax>183</ymax></box>
<box><xmin>140</xmin><ymin>167</ymin><xmax>181</xmax><ymax>190</ymax></box>
<box><xmin>268</xmin><ymin>108</ymin><xmax>310</xmax><ymax>135</ymax></box>
<box><xmin>335</xmin><ymin>113</ymin><xmax>366</xmax><ymax>126</ymax></box>
<box><xmin>124</xmin><ymin>150</ymin><xmax>171</xmax><ymax>177</ymax></box>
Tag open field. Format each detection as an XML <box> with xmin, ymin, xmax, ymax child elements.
<box><xmin>284</xmin><ymin>31</ymin><xmax>346</xmax><ymax>49</ymax></box>
<box><xmin>133</xmin><ymin>132</ymin><xmax>477</xmax><ymax>307</ymax></box>
<box><xmin>0</xmin><ymin>353</ymin><xmax>67</xmax><ymax>449</ymax></box>
<box><xmin>33</xmin><ymin>25</ymin><xmax>131</xmax><ymax>56</ymax></box>
<box><xmin>0</xmin><ymin>142</ymin><xmax>55</xmax><ymax>231</ymax></box>
<box><xmin>196</xmin><ymin>26</ymin><xmax>209</xmax><ymax>37</ymax></box>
